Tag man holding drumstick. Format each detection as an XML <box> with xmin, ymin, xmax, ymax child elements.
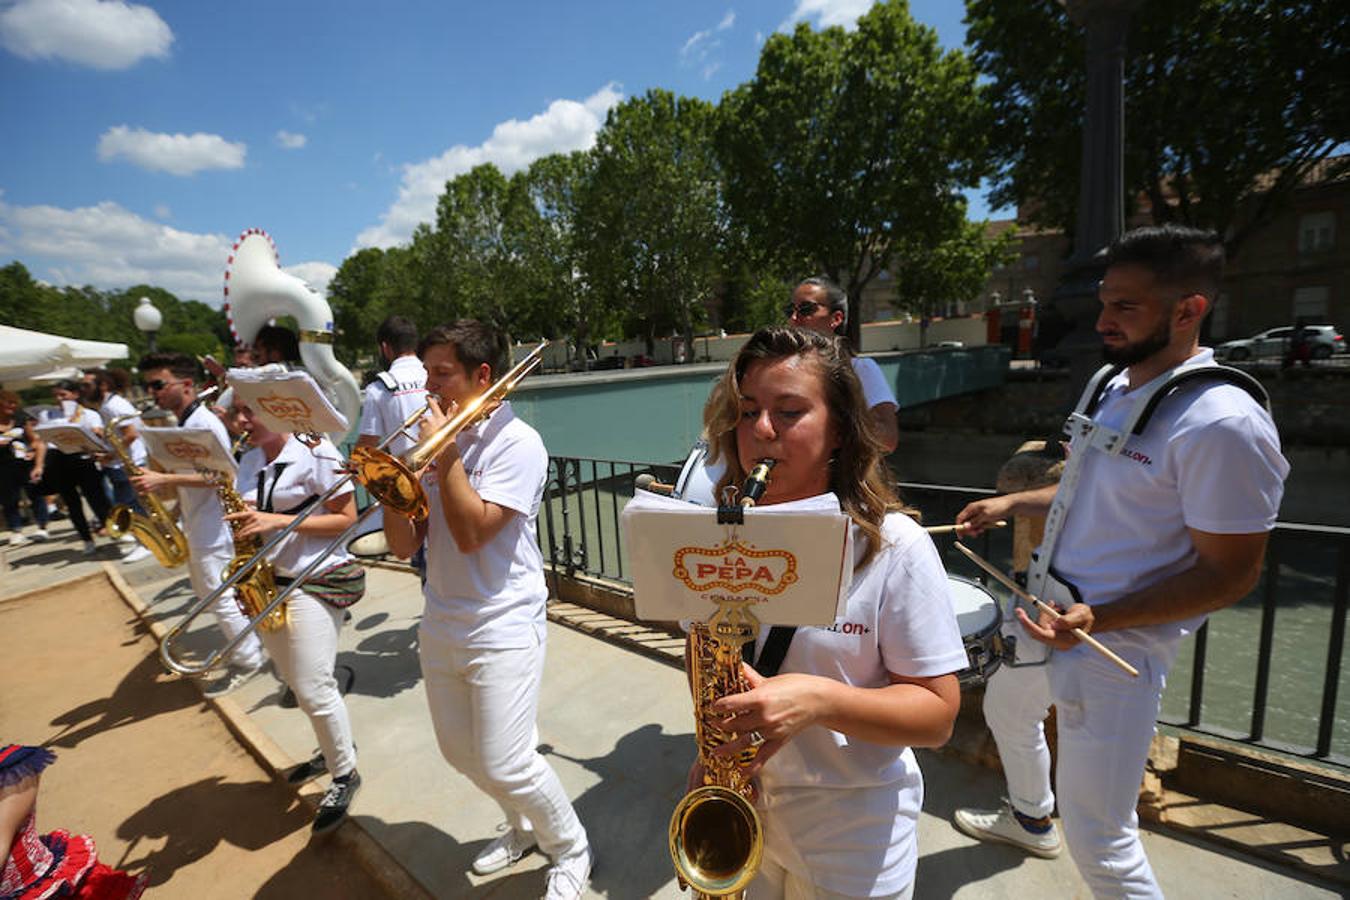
<box><xmin>951</xmin><ymin>226</ymin><xmax>1288</xmax><ymax>898</ymax></box>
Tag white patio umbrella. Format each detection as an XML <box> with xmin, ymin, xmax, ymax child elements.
<box><xmin>0</xmin><ymin>324</ymin><xmax>129</xmax><ymax>389</ymax></box>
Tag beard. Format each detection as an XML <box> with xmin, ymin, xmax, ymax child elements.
<box><xmin>1102</xmin><ymin>317</ymin><xmax>1172</xmax><ymax>366</ymax></box>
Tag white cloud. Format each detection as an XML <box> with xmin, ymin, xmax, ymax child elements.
<box><xmin>0</xmin><ymin>0</ymin><xmax>172</xmax><ymax>70</ymax></box>
<box><xmin>152</xmin><ymin>203</ymin><xmax>171</xmax><ymax>219</ymax></box>
<box><xmin>355</xmin><ymin>83</ymin><xmax>623</xmax><ymax>250</ymax></box>
<box><xmin>0</xmin><ymin>196</ymin><xmax>333</xmax><ymax>306</ymax></box>
<box><xmin>782</xmin><ymin>0</ymin><xmax>872</xmax><ymax>31</ymax></box>
<box><xmin>681</xmin><ymin>10</ymin><xmax>735</xmax><ymax>79</ymax></box>
<box><xmin>97</xmin><ymin>125</ymin><xmax>246</xmax><ymax>176</ymax></box>
<box><xmin>284</xmin><ymin>261</ymin><xmax>336</xmax><ymax>298</ymax></box>
<box><xmin>276</xmin><ymin>130</ymin><xmax>307</xmax><ymax>150</ymax></box>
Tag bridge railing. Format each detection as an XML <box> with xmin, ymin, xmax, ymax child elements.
<box><xmin>537</xmin><ymin>455</ymin><xmax>1349</xmax><ymax>769</ymax></box>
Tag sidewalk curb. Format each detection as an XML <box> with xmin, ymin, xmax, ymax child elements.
<box><xmin>100</xmin><ymin>562</ymin><xmax>436</xmax><ymax>900</ymax></box>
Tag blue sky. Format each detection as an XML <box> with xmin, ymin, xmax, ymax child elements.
<box><xmin>1</xmin><ymin>0</ymin><xmax>1003</xmax><ymax>308</ymax></box>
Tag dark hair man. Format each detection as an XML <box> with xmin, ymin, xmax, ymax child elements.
<box><xmin>130</xmin><ymin>352</ymin><xmax>266</xmax><ymax>693</ymax></box>
<box><xmin>951</xmin><ymin>226</ymin><xmax>1288</xmax><ymax>898</ymax></box>
<box><xmin>384</xmin><ymin>320</ymin><xmax>592</xmax><ymax>899</ymax></box>
<box><xmin>82</xmin><ymin>367</ymin><xmax>150</xmax><ymax>560</ymax></box>
<box><xmin>786</xmin><ymin>277</ymin><xmax>899</xmax><ymax>452</ymax></box>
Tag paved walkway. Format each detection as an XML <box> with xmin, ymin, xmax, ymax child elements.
<box><xmin>3</xmin><ymin>521</ymin><xmax>1344</xmax><ymax>899</ymax></box>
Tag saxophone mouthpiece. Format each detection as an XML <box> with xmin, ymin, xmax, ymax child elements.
<box><xmin>740</xmin><ymin>459</ymin><xmax>776</xmax><ymax>507</ymax></box>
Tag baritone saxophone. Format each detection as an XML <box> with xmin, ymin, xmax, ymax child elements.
<box><xmin>669</xmin><ymin>459</ymin><xmax>776</xmax><ymax>899</ymax></box>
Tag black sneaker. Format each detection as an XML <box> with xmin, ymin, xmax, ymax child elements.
<box><xmin>287</xmin><ymin>751</ymin><xmax>328</xmax><ymax>785</ymax></box>
<box><xmin>312</xmin><ymin>771</ymin><xmax>360</xmax><ymax>835</ymax></box>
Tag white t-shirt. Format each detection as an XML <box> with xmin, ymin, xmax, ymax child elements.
<box><xmin>175</xmin><ymin>403</ymin><xmax>234</xmax><ymax>554</ymax></box>
<box><xmin>236</xmin><ymin>435</ymin><xmax>355</xmax><ymax>578</ymax></box>
<box><xmin>1050</xmin><ymin>349</ymin><xmax>1289</xmax><ymax>672</ymax></box>
<box><xmin>421</xmin><ymin>402</ymin><xmax>549</xmax><ymax>648</ymax></box>
<box><xmin>101</xmin><ymin>393</ymin><xmax>148</xmax><ymax>466</ymax></box>
<box><xmin>359</xmin><ymin>354</ymin><xmax>428</xmax><ymax>458</ymax></box>
<box><xmin>752</xmin><ymin>510</ymin><xmax>967</xmax><ymax>896</ymax></box>
<box><xmin>851</xmin><ymin>357</ymin><xmax>897</xmax><ymax>411</ymax></box>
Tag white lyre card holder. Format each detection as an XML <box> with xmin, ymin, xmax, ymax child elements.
<box><xmin>141</xmin><ymin>426</ymin><xmax>236</xmax><ymax>477</ymax></box>
<box><xmin>622</xmin><ymin>489</ymin><xmax>853</xmax><ymax>626</ymax></box>
<box><xmin>34</xmin><ymin>422</ymin><xmax>108</xmax><ymax>456</ymax></box>
<box><xmin>228</xmin><ymin>366</ymin><xmax>349</xmax><ymax>437</ymax></box>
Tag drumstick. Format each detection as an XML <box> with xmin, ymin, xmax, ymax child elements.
<box><xmin>953</xmin><ymin>541</ymin><xmax>1139</xmax><ymax>678</ymax></box>
<box><xmin>925</xmin><ymin>520</ymin><xmax>1007</xmax><ymax>535</ymax></box>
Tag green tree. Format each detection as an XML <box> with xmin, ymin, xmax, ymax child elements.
<box><xmin>329</xmin><ymin>247</ymin><xmax>391</xmax><ymax>365</ymax></box>
<box><xmin>585</xmin><ymin>89</ymin><xmax>725</xmax><ymax>359</ymax></box>
<box><xmin>718</xmin><ymin>0</ymin><xmax>994</xmax><ymax>347</ymax></box>
<box><xmin>967</xmin><ymin>0</ymin><xmax>1350</xmax><ymax>255</ymax></box>
<box><xmin>425</xmin><ymin>164</ymin><xmax>539</xmax><ymax>345</ymax></box>
<box><xmin>520</xmin><ymin>152</ymin><xmax>616</xmax><ymax>368</ymax></box>
<box><xmin>889</xmin><ymin>219</ymin><xmax>1015</xmax><ymax>345</ymax></box>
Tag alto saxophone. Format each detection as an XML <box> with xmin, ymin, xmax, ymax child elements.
<box><xmin>670</xmin><ymin>460</ymin><xmax>776</xmax><ymax>899</ymax></box>
<box><xmin>200</xmin><ymin>467</ymin><xmax>285</xmax><ymax>632</ymax></box>
<box><xmin>103</xmin><ymin>411</ymin><xmax>190</xmax><ymax>568</ymax></box>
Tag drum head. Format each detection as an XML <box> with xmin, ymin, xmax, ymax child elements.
<box><xmin>347</xmin><ymin>530</ymin><xmax>389</xmax><ymax>558</ymax></box>
<box><xmin>947</xmin><ymin>575</ymin><xmax>1000</xmax><ymax>636</ymax></box>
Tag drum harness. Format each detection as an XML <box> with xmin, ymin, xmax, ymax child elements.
<box><xmin>1009</xmin><ymin>360</ymin><xmax>1269</xmax><ymax>667</ymax></box>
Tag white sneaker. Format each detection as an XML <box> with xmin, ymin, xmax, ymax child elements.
<box><xmin>82</xmin><ymin>540</ymin><xmax>97</xmax><ymax>556</ymax></box>
<box><xmin>953</xmin><ymin>803</ymin><xmax>1061</xmax><ymax>858</ymax></box>
<box><xmin>31</xmin><ymin>528</ymin><xmax>49</xmax><ymax>542</ymax></box>
<box><xmin>8</xmin><ymin>533</ymin><xmax>30</xmax><ymax>547</ymax></box>
<box><xmin>201</xmin><ymin>663</ymin><xmax>262</xmax><ymax>698</ymax></box>
<box><xmin>542</xmin><ymin>847</ymin><xmax>591</xmax><ymax>900</ymax></box>
<box><xmin>120</xmin><ymin>543</ymin><xmax>153</xmax><ymax>563</ymax></box>
<box><xmin>472</xmin><ymin>825</ymin><xmax>538</xmax><ymax>875</ymax></box>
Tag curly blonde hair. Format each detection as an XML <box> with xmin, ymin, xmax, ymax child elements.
<box><xmin>703</xmin><ymin>326</ymin><xmax>915</xmax><ymax>569</ymax></box>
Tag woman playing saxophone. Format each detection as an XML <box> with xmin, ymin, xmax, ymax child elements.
<box><xmin>692</xmin><ymin>326</ymin><xmax>965</xmax><ymax>899</ymax></box>
<box><xmin>225</xmin><ymin>389</ymin><xmax>365</xmax><ymax>835</ymax></box>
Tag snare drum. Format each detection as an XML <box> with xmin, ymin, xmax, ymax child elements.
<box><xmin>948</xmin><ymin>575</ymin><xmax>1005</xmax><ymax>686</ymax></box>
<box><xmin>673</xmin><ymin>439</ymin><xmax>726</xmax><ymax>507</ymax></box>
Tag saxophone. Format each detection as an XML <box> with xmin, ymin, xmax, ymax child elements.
<box><xmin>200</xmin><ymin>467</ymin><xmax>285</xmax><ymax>632</ymax></box>
<box><xmin>670</xmin><ymin>460</ymin><xmax>775</xmax><ymax>899</ymax></box>
<box><xmin>103</xmin><ymin>411</ymin><xmax>190</xmax><ymax>568</ymax></box>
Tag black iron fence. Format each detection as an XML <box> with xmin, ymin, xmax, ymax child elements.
<box><xmin>537</xmin><ymin>455</ymin><xmax>1350</xmax><ymax>769</ymax></box>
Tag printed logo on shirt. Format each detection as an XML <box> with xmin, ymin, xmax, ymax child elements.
<box><xmin>818</xmin><ymin>621</ymin><xmax>872</xmax><ymax>636</ymax></box>
<box><xmin>1122</xmin><ymin>447</ymin><xmax>1153</xmax><ymax>466</ymax></box>
<box><xmin>673</xmin><ymin>539</ymin><xmax>798</xmax><ymax>595</ymax></box>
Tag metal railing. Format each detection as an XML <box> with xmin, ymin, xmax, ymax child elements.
<box><xmin>537</xmin><ymin>455</ymin><xmax>1349</xmax><ymax>769</ymax></box>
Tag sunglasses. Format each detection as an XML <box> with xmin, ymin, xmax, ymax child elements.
<box><xmin>784</xmin><ymin>300</ymin><xmax>823</xmax><ymax>318</ymax></box>
<box><xmin>142</xmin><ymin>378</ymin><xmax>182</xmax><ymax>392</ymax></box>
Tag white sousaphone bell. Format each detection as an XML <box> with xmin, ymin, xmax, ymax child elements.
<box><xmin>223</xmin><ymin>228</ymin><xmax>361</xmax><ymax>445</ymax></box>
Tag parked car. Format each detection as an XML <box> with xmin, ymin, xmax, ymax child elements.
<box><xmin>1214</xmin><ymin>325</ymin><xmax>1345</xmax><ymax>361</ymax></box>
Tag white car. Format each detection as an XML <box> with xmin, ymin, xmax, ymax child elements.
<box><xmin>1215</xmin><ymin>325</ymin><xmax>1345</xmax><ymax>361</ymax></box>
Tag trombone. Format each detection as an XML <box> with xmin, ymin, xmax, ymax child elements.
<box><xmin>159</xmin><ymin>342</ymin><xmax>548</xmax><ymax>676</ymax></box>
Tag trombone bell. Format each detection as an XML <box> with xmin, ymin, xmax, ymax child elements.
<box><xmin>348</xmin><ymin>446</ymin><xmax>427</xmax><ymax>521</ymax></box>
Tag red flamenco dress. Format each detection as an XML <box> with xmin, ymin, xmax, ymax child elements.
<box><xmin>0</xmin><ymin>746</ymin><xmax>145</xmax><ymax>900</ymax></box>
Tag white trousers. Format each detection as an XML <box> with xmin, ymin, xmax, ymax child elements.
<box><xmin>418</xmin><ymin>617</ymin><xmax>587</xmax><ymax>860</ymax></box>
<box><xmin>188</xmin><ymin>544</ymin><xmax>265</xmax><ymax>670</ymax></box>
<box><xmin>748</xmin><ymin>856</ymin><xmax>913</xmax><ymax>900</ymax></box>
<box><xmin>982</xmin><ymin>661</ymin><xmax>1055</xmax><ymax>819</ymax></box>
<box><xmin>1049</xmin><ymin>649</ymin><xmax>1164</xmax><ymax>899</ymax></box>
<box><xmin>259</xmin><ymin>590</ymin><xmax>357</xmax><ymax>778</ymax></box>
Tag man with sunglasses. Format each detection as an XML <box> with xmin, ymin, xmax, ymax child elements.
<box><xmin>131</xmin><ymin>352</ymin><xmax>266</xmax><ymax>693</ymax></box>
<box><xmin>786</xmin><ymin>277</ymin><xmax>900</xmax><ymax>452</ymax></box>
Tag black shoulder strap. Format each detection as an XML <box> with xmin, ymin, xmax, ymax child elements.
<box><xmin>741</xmin><ymin>626</ymin><xmax>797</xmax><ymax>677</ymax></box>
<box><xmin>1080</xmin><ymin>365</ymin><xmax>1124</xmax><ymax>418</ymax></box>
<box><xmin>1131</xmin><ymin>365</ymin><xmax>1270</xmax><ymax>436</ymax></box>
<box><xmin>376</xmin><ymin>371</ymin><xmax>398</xmax><ymax>390</ymax></box>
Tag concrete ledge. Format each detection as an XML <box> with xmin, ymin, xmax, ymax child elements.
<box><xmin>100</xmin><ymin>562</ymin><xmax>436</xmax><ymax>900</ymax></box>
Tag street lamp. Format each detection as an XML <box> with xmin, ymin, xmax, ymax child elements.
<box><xmin>133</xmin><ymin>296</ymin><xmax>162</xmax><ymax>353</ymax></box>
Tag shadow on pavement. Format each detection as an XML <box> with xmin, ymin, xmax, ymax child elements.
<box><xmin>46</xmin><ymin>649</ymin><xmax>202</xmax><ymax>748</ymax></box>
<box><xmin>115</xmin><ymin>775</ymin><xmax>310</xmax><ymax>887</ymax></box>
